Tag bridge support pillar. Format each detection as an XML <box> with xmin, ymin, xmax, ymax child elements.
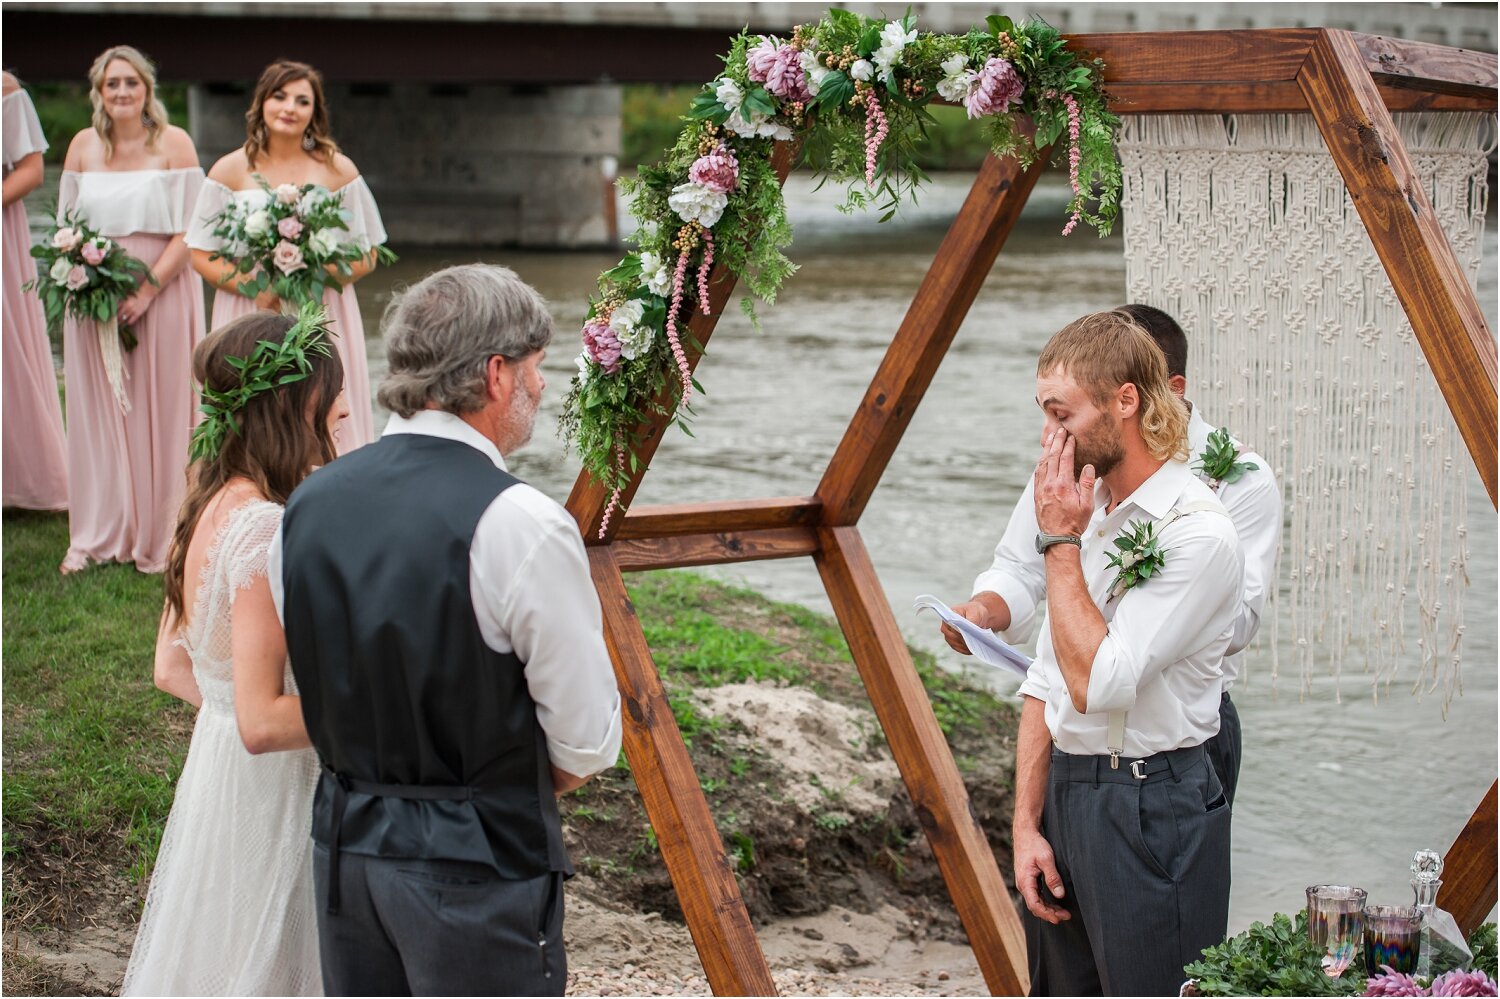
<box><xmin>188</xmin><ymin>82</ymin><xmax>621</xmax><ymax>249</ymax></box>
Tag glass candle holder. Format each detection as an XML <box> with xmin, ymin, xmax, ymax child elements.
<box><xmin>1364</xmin><ymin>904</ymin><xmax>1424</xmax><ymax>976</ymax></box>
<box><xmin>1306</xmin><ymin>884</ymin><xmax>1369</xmax><ymax>978</ymax></box>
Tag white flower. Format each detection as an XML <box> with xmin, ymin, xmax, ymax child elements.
<box><xmin>307</xmin><ymin>227</ymin><xmax>343</xmax><ymax>258</ymax></box>
<box><xmin>667</xmin><ymin>181</ymin><xmax>729</xmax><ymax>228</ymax></box>
<box><xmin>715</xmin><ymin>77</ymin><xmax>744</xmax><ymax>113</ymax></box>
<box><xmin>48</xmin><ymin>256</ymin><xmax>73</xmax><ymax>283</ymax></box>
<box><xmin>871</xmin><ymin>21</ymin><xmax>918</xmax><ymax>84</ymax></box>
<box><xmin>850</xmin><ymin>59</ymin><xmax>875</xmax><ymax>82</ymax></box>
<box><xmin>1119</xmin><ymin>551</ymin><xmax>1141</xmax><ymax>570</ymax></box>
<box><xmin>297</xmin><ymin>188</ymin><xmax>328</xmax><ymax>217</ymax></box>
<box><xmin>608</xmin><ymin>298</ymin><xmax>645</xmax><ymax>336</ymax></box>
<box><xmin>724</xmin><ymin>107</ymin><xmax>792</xmax><ymax>141</ymax></box>
<box><xmin>639</xmin><ymin>251</ymin><xmax>673</xmax><ymax>296</ymax></box>
<box><xmin>610</xmin><ymin>300</ymin><xmax>654</xmax><ymax>360</ymax></box>
<box><xmin>574</xmin><ymin>351</ymin><xmax>596</xmax><ymax>384</ymax></box>
<box><xmin>244</xmin><ymin>209</ymin><xmax>274</xmax><ymax>239</ymax></box>
<box><xmin>274</xmin><ymin>183</ymin><xmax>302</xmax><ymax>206</ymax></box>
<box><xmin>51</xmin><ymin>226</ymin><xmax>82</xmax><ymax>252</ymax></box>
<box><xmin>937</xmin><ymin>54</ymin><xmax>974</xmax><ymax>102</ymax></box>
<box><xmin>799</xmin><ymin>50</ymin><xmax>829</xmax><ymax>97</ymax></box>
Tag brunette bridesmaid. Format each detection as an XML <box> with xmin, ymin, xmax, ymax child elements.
<box><xmin>3</xmin><ymin>71</ymin><xmax>69</xmax><ymax>511</ymax></box>
<box><xmin>59</xmin><ymin>45</ymin><xmax>206</xmax><ymax>573</ymax></box>
<box><xmin>188</xmin><ymin>59</ymin><xmax>387</xmax><ymax>453</ymax></box>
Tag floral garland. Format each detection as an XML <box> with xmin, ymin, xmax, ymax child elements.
<box><xmin>560</xmin><ymin>10</ymin><xmax>1122</xmax><ymax>536</ymax></box>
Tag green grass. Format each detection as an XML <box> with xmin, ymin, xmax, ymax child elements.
<box><xmin>2</xmin><ymin>510</ymin><xmax>193</xmax><ymax>879</ymax></box>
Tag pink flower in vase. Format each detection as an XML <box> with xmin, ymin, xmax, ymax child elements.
<box><xmin>746</xmin><ymin>36</ymin><xmax>781</xmax><ymax>83</ymax></box>
<box><xmin>80</xmin><ymin>240</ymin><xmax>108</xmax><ymax>266</ymax></box>
<box><xmin>689</xmin><ymin>144</ymin><xmax>740</xmax><ymax>194</ymax></box>
<box><xmin>964</xmin><ymin>57</ymin><xmax>1024</xmax><ymax>119</ymax></box>
<box><xmin>277</xmin><ymin>216</ymin><xmax>304</xmax><ymax>240</ymax></box>
<box><xmin>272</xmin><ymin>240</ymin><xmax>307</xmax><ymax>275</ymax></box>
<box><xmin>581</xmin><ymin>318</ymin><xmax>623</xmax><ymax>375</ymax></box>
<box><xmin>64</xmin><ymin>265</ymin><xmax>90</xmax><ymax>291</ymax></box>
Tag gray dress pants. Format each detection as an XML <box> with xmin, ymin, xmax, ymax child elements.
<box><xmin>1023</xmin><ymin>744</ymin><xmax>1231</xmax><ymax>997</ymax></box>
<box><xmin>313</xmin><ymin>844</ymin><xmax>566</xmax><ymax>996</ymax></box>
<box><xmin>1204</xmin><ymin>692</ymin><xmax>1242</xmax><ymax>807</ymax></box>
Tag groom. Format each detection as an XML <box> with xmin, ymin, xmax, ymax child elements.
<box><xmin>272</xmin><ymin>264</ymin><xmax>622</xmax><ymax>995</ymax></box>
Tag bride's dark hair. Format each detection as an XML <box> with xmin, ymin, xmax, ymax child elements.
<box><xmin>163</xmin><ymin>312</ymin><xmax>344</xmax><ymax>625</ymax></box>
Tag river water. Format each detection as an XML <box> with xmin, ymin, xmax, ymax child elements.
<box><xmin>34</xmin><ymin>170</ymin><xmax>1496</xmax><ymax>933</ymax></box>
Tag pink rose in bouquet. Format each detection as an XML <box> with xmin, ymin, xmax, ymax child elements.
<box><xmin>581</xmin><ymin>318</ymin><xmax>622</xmax><ymax>375</ymax></box>
<box><xmin>277</xmin><ymin>216</ymin><xmax>304</xmax><ymax>240</ymax></box>
<box><xmin>964</xmin><ymin>57</ymin><xmax>1024</xmax><ymax>119</ymax></box>
<box><xmin>51</xmin><ymin>226</ymin><xmax>82</xmax><ymax>252</ymax></box>
<box><xmin>64</xmin><ymin>265</ymin><xmax>90</xmax><ymax>291</ymax></box>
<box><xmin>275</xmin><ymin>183</ymin><xmax>302</xmax><ymax>205</ymax></box>
<box><xmin>81</xmin><ymin>239</ymin><xmax>109</xmax><ymax>266</ymax></box>
<box><xmin>273</xmin><ymin>240</ymin><xmax>308</xmax><ymax>275</ymax></box>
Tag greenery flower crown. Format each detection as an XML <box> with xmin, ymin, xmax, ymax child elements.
<box><xmin>188</xmin><ymin>301</ymin><xmax>336</xmax><ymax>463</ymax></box>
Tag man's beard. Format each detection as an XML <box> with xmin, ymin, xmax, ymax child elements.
<box><xmin>1073</xmin><ymin>419</ymin><xmax>1125</xmax><ymax>478</ymax></box>
<box><xmin>502</xmin><ymin>380</ymin><xmax>540</xmax><ymax>453</ymax></box>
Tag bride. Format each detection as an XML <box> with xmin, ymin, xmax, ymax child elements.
<box><xmin>122</xmin><ymin>306</ymin><xmax>347</xmax><ymax>996</ymax></box>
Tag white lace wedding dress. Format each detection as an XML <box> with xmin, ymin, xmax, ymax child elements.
<box><xmin>122</xmin><ymin>500</ymin><xmax>322</xmax><ymax>996</ymax></box>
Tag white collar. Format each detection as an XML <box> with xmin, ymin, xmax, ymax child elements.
<box><xmin>1099</xmin><ymin>458</ymin><xmax>1196</xmax><ymax>521</ymax></box>
<box><xmin>382</xmin><ymin>409</ymin><xmax>508</xmax><ymax>472</ymax></box>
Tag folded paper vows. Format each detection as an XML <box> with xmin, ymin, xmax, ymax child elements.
<box><xmin>914</xmin><ymin>594</ymin><xmax>1033</xmax><ymax>681</ymax></box>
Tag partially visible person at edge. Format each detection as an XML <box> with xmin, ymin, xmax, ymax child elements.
<box><xmin>123</xmin><ymin>308</ymin><xmax>349</xmax><ymax>995</ymax></box>
<box><xmin>2</xmin><ymin>70</ymin><xmax>69</xmax><ymax>512</ymax></box>
<box><xmin>187</xmin><ymin>58</ymin><xmax>388</xmax><ymax>454</ymax></box>
<box><xmin>59</xmin><ymin>44</ymin><xmax>206</xmax><ymax>574</ymax></box>
<box><xmin>944</xmin><ymin>303</ymin><xmax>1280</xmax><ymax>808</ymax></box>
<box><xmin>269</xmin><ymin>263</ymin><xmax>623</xmax><ymax>996</ymax></box>
<box><xmin>991</xmin><ymin>311</ymin><xmax>1242</xmax><ymax>996</ymax></box>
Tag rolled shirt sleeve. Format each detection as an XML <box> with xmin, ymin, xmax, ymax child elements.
<box><xmin>472</xmin><ymin>486</ymin><xmax>623</xmax><ymax>779</ymax></box>
<box><xmin>972</xmin><ymin>478</ymin><xmax>1049</xmax><ymax>646</ymax></box>
<box><xmin>1084</xmin><ymin>521</ymin><xmax>1243</xmax><ymax>714</ymax></box>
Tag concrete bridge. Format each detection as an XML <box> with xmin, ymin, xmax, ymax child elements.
<box><xmin>5</xmin><ymin>2</ymin><xmax>1493</xmax><ymax>247</ymax></box>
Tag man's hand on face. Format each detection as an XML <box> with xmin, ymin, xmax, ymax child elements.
<box><xmin>1033</xmin><ymin>430</ymin><xmax>1096</xmax><ymax>539</ymax></box>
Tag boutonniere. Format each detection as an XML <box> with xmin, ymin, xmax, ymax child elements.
<box><xmin>1193</xmin><ymin>428</ymin><xmax>1258</xmax><ymax>489</ymax></box>
<box><xmin>1106</xmin><ymin>519</ymin><xmax>1169</xmax><ymax>601</ymax></box>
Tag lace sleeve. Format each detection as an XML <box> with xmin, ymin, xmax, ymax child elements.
<box><xmin>218</xmin><ymin>501</ymin><xmax>285</xmax><ymax>596</ymax></box>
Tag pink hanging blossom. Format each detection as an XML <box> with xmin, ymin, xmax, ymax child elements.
<box><xmin>964</xmin><ymin>57</ymin><xmax>1023</xmax><ymax>119</ymax></box>
<box><xmin>864</xmin><ymin>89</ymin><xmax>889</xmax><ymax>188</ymax></box>
<box><xmin>581</xmin><ymin>317</ymin><xmax>623</xmax><ymax>375</ymax></box>
<box><xmin>1053</xmin><ymin>91</ymin><xmax>1084</xmax><ymax>236</ymax></box>
<box><xmin>597</xmin><ymin>440</ymin><xmax>628</xmax><ymax>540</ymax></box>
<box><xmin>697</xmin><ymin>229</ymin><xmax>715</xmax><ymax>316</ymax></box>
<box><xmin>663</xmin><ymin>248</ymin><xmax>694</xmax><ymax>403</ymax></box>
<box><xmin>689</xmin><ymin>143</ymin><xmax>739</xmax><ymax>194</ymax></box>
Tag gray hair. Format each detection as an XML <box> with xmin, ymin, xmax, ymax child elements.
<box><xmin>376</xmin><ymin>263</ymin><xmax>553</xmax><ymax>418</ymax></box>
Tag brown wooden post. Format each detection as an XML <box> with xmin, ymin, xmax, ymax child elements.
<box><xmin>1439</xmin><ymin>783</ymin><xmax>1499</xmax><ymax>936</ymax></box>
<box><xmin>588</xmin><ymin>546</ymin><xmax>778</xmax><ymax>995</ymax></box>
<box><xmin>1297</xmin><ymin>27</ymin><xmax>1499</xmax><ymax>504</ymax></box>
<box><xmin>815</xmin><ymin>525</ymin><xmax>1029</xmax><ymax>994</ymax></box>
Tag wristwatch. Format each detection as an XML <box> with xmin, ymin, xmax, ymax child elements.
<box><xmin>1035</xmin><ymin>532</ymin><xmax>1083</xmax><ymax>554</ymax></box>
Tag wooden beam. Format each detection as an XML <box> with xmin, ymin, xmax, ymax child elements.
<box><xmin>614</xmin><ymin>526</ymin><xmax>821</xmax><ymax>572</ymax></box>
<box><xmin>814</xmin><ymin>525</ymin><xmax>1028</xmax><ymax>995</ymax></box>
<box><xmin>567</xmin><ymin>142</ymin><xmax>798</xmax><ymax>543</ymax></box>
<box><xmin>1353</xmin><ymin>32</ymin><xmax>1498</xmax><ymax>100</ymax></box>
<box><xmin>1108</xmin><ymin>80</ymin><xmax>1495</xmax><ymax>114</ymax></box>
<box><xmin>588</xmin><ymin>547</ymin><xmax>778</xmax><ymax>996</ymax></box>
<box><xmin>1068</xmin><ymin>29</ymin><xmax>1319</xmax><ymax>85</ymax></box>
<box><xmin>616</xmin><ymin>497</ymin><xmax>821</xmax><ymax>540</ymax></box>
<box><xmin>1438</xmin><ymin>782</ymin><xmax>1498</xmax><ymax>935</ymax></box>
<box><xmin>1298</xmin><ymin>28</ymin><xmax>1499</xmax><ymax>504</ymax></box>
<box><xmin>815</xmin><ymin>150</ymin><xmax>1046</xmax><ymax>526</ymax></box>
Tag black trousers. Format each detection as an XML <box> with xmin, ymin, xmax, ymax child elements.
<box><xmin>1024</xmin><ymin>744</ymin><xmax>1231</xmax><ymax>997</ymax></box>
<box><xmin>1204</xmin><ymin>691</ymin><xmax>1242</xmax><ymax>807</ymax></box>
<box><xmin>313</xmin><ymin>845</ymin><xmax>566</xmax><ymax>997</ymax></box>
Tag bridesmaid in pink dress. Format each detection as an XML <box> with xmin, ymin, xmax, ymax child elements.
<box><xmin>188</xmin><ymin>59</ymin><xmax>388</xmax><ymax>454</ymax></box>
<box><xmin>3</xmin><ymin>72</ymin><xmax>69</xmax><ymax>511</ymax></box>
<box><xmin>59</xmin><ymin>46</ymin><xmax>206</xmax><ymax>574</ymax></box>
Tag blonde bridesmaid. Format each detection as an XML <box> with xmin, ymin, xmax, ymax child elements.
<box><xmin>59</xmin><ymin>45</ymin><xmax>206</xmax><ymax>574</ymax></box>
<box><xmin>3</xmin><ymin>71</ymin><xmax>69</xmax><ymax>511</ymax></box>
<box><xmin>188</xmin><ymin>59</ymin><xmax>387</xmax><ymax>454</ymax></box>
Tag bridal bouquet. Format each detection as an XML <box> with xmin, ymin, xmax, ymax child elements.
<box><xmin>27</xmin><ymin>212</ymin><xmax>156</xmax><ymax>410</ymax></box>
<box><xmin>205</xmin><ymin>178</ymin><xmax>397</xmax><ymax>308</ymax></box>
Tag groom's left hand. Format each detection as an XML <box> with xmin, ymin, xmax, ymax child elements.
<box><xmin>1034</xmin><ymin>430</ymin><xmax>1095</xmax><ymax>538</ymax></box>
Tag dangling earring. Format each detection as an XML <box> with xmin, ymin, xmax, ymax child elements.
<box><xmin>302</xmin><ymin>131</ymin><xmax>317</xmax><ymax>152</ymax></box>
<box><xmin>141</xmin><ymin>111</ymin><xmax>154</xmax><ymax>128</ymax></box>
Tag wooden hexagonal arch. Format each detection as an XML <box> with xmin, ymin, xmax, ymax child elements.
<box><xmin>566</xmin><ymin>28</ymin><xmax>1498</xmax><ymax>996</ymax></box>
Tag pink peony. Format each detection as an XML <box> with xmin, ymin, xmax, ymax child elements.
<box><xmin>80</xmin><ymin>240</ymin><xmax>108</xmax><ymax>266</ymax></box>
<box><xmin>277</xmin><ymin>216</ymin><xmax>304</xmax><ymax>240</ymax></box>
<box><xmin>689</xmin><ymin>143</ymin><xmax>740</xmax><ymax>194</ymax></box>
<box><xmin>1429</xmin><ymin>970</ymin><xmax>1500</xmax><ymax>997</ymax></box>
<box><xmin>581</xmin><ymin>318</ymin><xmax>622</xmax><ymax>375</ymax></box>
<box><xmin>964</xmin><ymin>57</ymin><xmax>1024</xmax><ymax>119</ymax></box>
<box><xmin>745</xmin><ymin>36</ymin><xmax>780</xmax><ymax>83</ymax></box>
<box><xmin>64</xmin><ymin>265</ymin><xmax>90</xmax><ymax>291</ymax></box>
<box><xmin>272</xmin><ymin>239</ymin><xmax>307</xmax><ymax>275</ymax></box>
<box><xmin>1364</xmin><ymin>967</ymin><xmax>1427</xmax><ymax>997</ymax></box>
<box><xmin>51</xmin><ymin>226</ymin><xmax>82</xmax><ymax>252</ymax></box>
<box><xmin>764</xmin><ymin>45</ymin><xmax>812</xmax><ymax>102</ymax></box>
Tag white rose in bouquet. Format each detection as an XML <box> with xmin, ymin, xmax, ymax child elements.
<box><xmin>51</xmin><ymin>227</ymin><xmax>82</xmax><ymax>252</ymax></box>
<box><xmin>668</xmin><ymin>181</ymin><xmax>728</xmax><ymax>228</ymax></box>
<box><xmin>307</xmin><ymin>227</ymin><xmax>343</xmax><ymax>258</ymax></box>
<box><xmin>274</xmin><ymin>184</ymin><xmax>302</xmax><ymax>206</ymax></box>
<box><xmin>49</xmin><ymin>256</ymin><xmax>74</xmax><ymax>284</ymax></box>
<box><xmin>244</xmin><ymin>209</ymin><xmax>274</xmax><ymax>239</ymax></box>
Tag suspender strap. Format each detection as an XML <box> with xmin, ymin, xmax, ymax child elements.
<box><xmin>323</xmin><ymin>768</ymin><xmax>475</xmax><ymax>914</ymax></box>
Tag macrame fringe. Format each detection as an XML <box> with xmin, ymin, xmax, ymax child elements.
<box><xmin>1118</xmin><ymin>111</ymin><xmax>1489</xmax><ymax>714</ymax></box>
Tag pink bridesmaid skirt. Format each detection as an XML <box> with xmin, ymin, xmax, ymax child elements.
<box><xmin>62</xmin><ymin>233</ymin><xmax>204</xmax><ymax>573</ymax></box>
<box><xmin>3</xmin><ymin>197</ymin><xmax>69</xmax><ymax>510</ymax></box>
<box><xmin>209</xmin><ymin>282</ymin><xmax>374</xmax><ymax>454</ymax></box>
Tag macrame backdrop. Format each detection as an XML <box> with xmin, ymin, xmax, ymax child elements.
<box><xmin>1118</xmin><ymin>112</ymin><xmax>1494</xmax><ymax>709</ymax></box>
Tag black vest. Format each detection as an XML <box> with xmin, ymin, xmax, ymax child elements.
<box><xmin>282</xmin><ymin>433</ymin><xmax>568</xmax><ymax>878</ymax></box>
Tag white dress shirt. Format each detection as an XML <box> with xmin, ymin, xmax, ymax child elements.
<box><xmin>268</xmin><ymin>409</ymin><xmax>623</xmax><ymax>779</ymax></box>
<box><xmin>973</xmin><ymin>402</ymin><xmax>1281</xmax><ymax>687</ymax></box>
<box><xmin>1015</xmin><ymin>459</ymin><xmax>1243</xmax><ymax>757</ymax></box>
